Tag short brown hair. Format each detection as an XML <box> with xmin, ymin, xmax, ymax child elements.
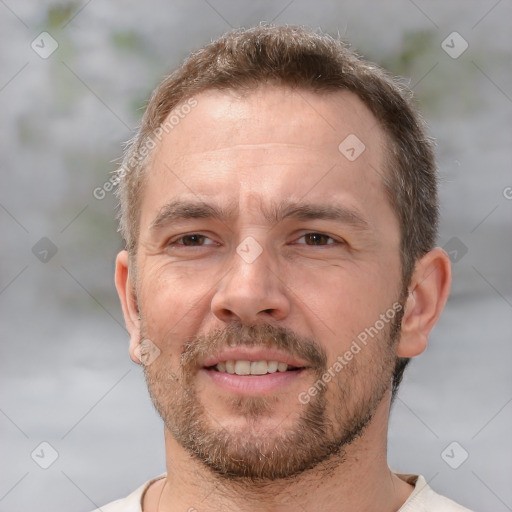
<box><xmin>115</xmin><ymin>24</ymin><xmax>439</xmax><ymax>395</ymax></box>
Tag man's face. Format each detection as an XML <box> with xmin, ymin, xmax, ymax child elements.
<box><xmin>132</xmin><ymin>87</ymin><xmax>404</xmax><ymax>480</ymax></box>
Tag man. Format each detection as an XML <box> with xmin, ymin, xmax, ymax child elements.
<box><xmin>98</xmin><ymin>25</ymin><xmax>473</xmax><ymax>511</ymax></box>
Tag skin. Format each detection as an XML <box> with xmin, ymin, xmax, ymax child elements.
<box><xmin>115</xmin><ymin>86</ymin><xmax>452</xmax><ymax>512</ymax></box>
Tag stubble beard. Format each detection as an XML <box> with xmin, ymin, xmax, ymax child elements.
<box><xmin>142</xmin><ymin>309</ymin><xmax>403</xmax><ymax>482</ymax></box>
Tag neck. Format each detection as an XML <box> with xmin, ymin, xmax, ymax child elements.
<box><xmin>147</xmin><ymin>397</ymin><xmax>414</xmax><ymax>512</ymax></box>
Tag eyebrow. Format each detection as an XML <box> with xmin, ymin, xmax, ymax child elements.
<box><xmin>149</xmin><ymin>199</ymin><xmax>370</xmax><ymax>232</ymax></box>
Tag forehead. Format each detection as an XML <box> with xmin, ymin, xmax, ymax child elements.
<box><xmin>153</xmin><ymin>86</ymin><xmax>387</xmax><ymax>159</ymax></box>
<box><xmin>140</xmin><ymin>86</ymin><xmax>395</xmax><ymax>236</ymax></box>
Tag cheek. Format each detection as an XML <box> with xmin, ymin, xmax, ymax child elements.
<box><xmin>137</xmin><ymin>263</ymin><xmax>215</xmax><ymax>346</ymax></box>
<box><xmin>289</xmin><ymin>262</ymin><xmax>400</xmax><ymax>359</ymax></box>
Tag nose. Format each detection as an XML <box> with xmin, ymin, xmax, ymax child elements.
<box><xmin>210</xmin><ymin>242</ymin><xmax>291</xmax><ymax>325</ymax></box>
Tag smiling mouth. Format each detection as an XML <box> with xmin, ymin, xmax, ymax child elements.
<box><xmin>205</xmin><ymin>360</ymin><xmax>304</xmax><ymax>375</ymax></box>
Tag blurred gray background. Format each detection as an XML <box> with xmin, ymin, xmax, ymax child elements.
<box><xmin>1</xmin><ymin>1</ymin><xmax>511</xmax><ymax>511</ymax></box>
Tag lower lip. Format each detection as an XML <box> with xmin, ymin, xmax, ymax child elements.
<box><xmin>200</xmin><ymin>368</ymin><xmax>307</xmax><ymax>395</ymax></box>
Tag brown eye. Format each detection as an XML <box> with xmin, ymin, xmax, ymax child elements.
<box><xmin>169</xmin><ymin>234</ymin><xmax>215</xmax><ymax>247</ymax></box>
<box><xmin>298</xmin><ymin>233</ymin><xmax>337</xmax><ymax>246</ymax></box>
<box><xmin>180</xmin><ymin>234</ymin><xmax>206</xmax><ymax>246</ymax></box>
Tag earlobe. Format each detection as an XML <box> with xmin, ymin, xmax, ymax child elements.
<box><xmin>397</xmin><ymin>248</ymin><xmax>452</xmax><ymax>358</ymax></box>
<box><xmin>115</xmin><ymin>250</ymin><xmax>142</xmax><ymax>364</ymax></box>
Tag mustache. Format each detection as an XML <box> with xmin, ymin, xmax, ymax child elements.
<box><xmin>180</xmin><ymin>322</ymin><xmax>327</xmax><ymax>374</ymax></box>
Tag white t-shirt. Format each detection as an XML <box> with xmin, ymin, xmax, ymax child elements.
<box><xmin>91</xmin><ymin>473</ymin><xmax>475</xmax><ymax>511</ymax></box>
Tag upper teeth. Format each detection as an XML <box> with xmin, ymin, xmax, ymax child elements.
<box><xmin>215</xmin><ymin>360</ymin><xmax>291</xmax><ymax>375</ymax></box>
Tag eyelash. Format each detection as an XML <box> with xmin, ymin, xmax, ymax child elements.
<box><xmin>167</xmin><ymin>233</ymin><xmax>343</xmax><ymax>248</ymax></box>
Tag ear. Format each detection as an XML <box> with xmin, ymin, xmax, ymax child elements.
<box><xmin>398</xmin><ymin>247</ymin><xmax>452</xmax><ymax>358</ymax></box>
<box><xmin>115</xmin><ymin>250</ymin><xmax>142</xmax><ymax>364</ymax></box>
